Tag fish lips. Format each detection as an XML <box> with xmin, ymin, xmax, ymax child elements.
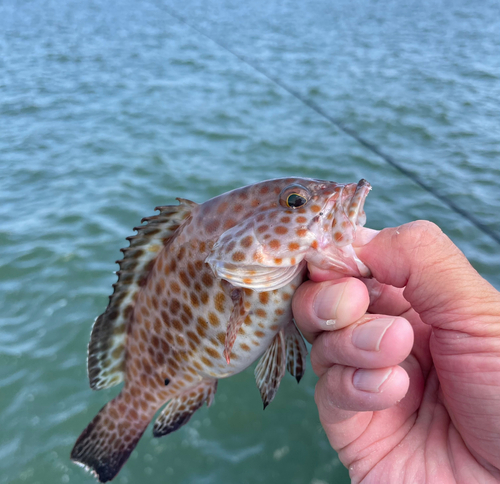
<box><xmin>314</xmin><ymin>179</ymin><xmax>371</xmax><ymax>247</ymax></box>
<box><xmin>305</xmin><ymin>179</ymin><xmax>371</xmax><ymax>277</ymax></box>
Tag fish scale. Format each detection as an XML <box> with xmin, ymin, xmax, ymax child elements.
<box><xmin>71</xmin><ymin>177</ymin><xmax>371</xmax><ymax>482</ymax></box>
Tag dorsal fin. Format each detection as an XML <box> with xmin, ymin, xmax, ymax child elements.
<box><xmin>87</xmin><ymin>199</ymin><xmax>196</xmax><ymax>390</ymax></box>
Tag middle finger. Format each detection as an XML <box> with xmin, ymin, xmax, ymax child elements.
<box><xmin>311</xmin><ymin>314</ymin><xmax>414</xmax><ymax>377</ymax></box>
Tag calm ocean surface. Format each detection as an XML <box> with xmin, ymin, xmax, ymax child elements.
<box><xmin>1</xmin><ymin>0</ymin><xmax>499</xmax><ymax>483</ymax></box>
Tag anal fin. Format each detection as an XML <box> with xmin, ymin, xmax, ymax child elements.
<box><xmin>153</xmin><ymin>379</ymin><xmax>218</xmax><ymax>437</ymax></box>
<box><xmin>254</xmin><ymin>330</ymin><xmax>286</xmax><ymax>409</ymax></box>
<box><xmin>284</xmin><ymin>321</ymin><xmax>308</xmax><ymax>383</ymax></box>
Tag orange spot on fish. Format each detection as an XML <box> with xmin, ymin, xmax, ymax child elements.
<box><xmin>206</xmin><ymin>347</ymin><xmax>219</xmax><ymax>359</ymax></box>
<box><xmin>232</xmin><ymin>251</ymin><xmax>246</xmax><ymax>262</ymax></box>
<box><xmin>179</xmin><ymin>271</ymin><xmax>190</xmax><ymax>287</ymax></box>
<box><xmin>223</xmin><ymin>218</ymin><xmax>236</xmax><ymax>230</ymax></box>
<box><xmin>208</xmin><ymin>312</ymin><xmax>219</xmax><ymax>326</ymax></box>
<box><xmin>201</xmin><ymin>272</ymin><xmax>214</xmax><ymax>287</ymax></box>
<box><xmin>190</xmin><ymin>292</ymin><xmax>199</xmax><ymax>307</ymax></box>
<box><xmin>240</xmin><ymin>236</ymin><xmax>253</xmax><ymax>248</ymax></box>
<box><xmin>217</xmin><ymin>201</ymin><xmax>229</xmax><ymax>214</ymax></box>
<box><xmin>214</xmin><ymin>292</ymin><xmax>226</xmax><ymax>312</ymax></box>
<box><xmin>269</xmin><ymin>239</ymin><xmax>280</xmax><ymax>250</ymax></box>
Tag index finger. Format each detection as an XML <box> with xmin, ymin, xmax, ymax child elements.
<box><xmin>355</xmin><ymin>221</ymin><xmax>500</xmax><ymax>334</ymax></box>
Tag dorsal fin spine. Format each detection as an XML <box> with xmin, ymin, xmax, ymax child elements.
<box><xmin>87</xmin><ymin>200</ymin><xmax>196</xmax><ymax>391</ymax></box>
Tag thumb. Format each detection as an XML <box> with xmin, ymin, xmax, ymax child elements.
<box><xmin>355</xmin><ymin>221</ymin><xmax>500</xmax><ymax>336</ymax></box>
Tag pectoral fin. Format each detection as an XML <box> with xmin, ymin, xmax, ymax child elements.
<box><xmin>254</xmin><ymin>330</ymin><xmax>286</xmax><ymax>409</ymax></box>
<box><xmin>222</xmin><ymin>284</ymin><xmax>247</xmax><ymax>364</ymax></box>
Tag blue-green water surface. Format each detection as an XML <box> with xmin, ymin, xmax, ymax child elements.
<box><xmin>1</xmin><ymin>1</ymin><xmax>499</xmax><ymax>483</ymax></box>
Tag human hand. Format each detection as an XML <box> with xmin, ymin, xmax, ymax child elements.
<box><xmin>293</xmin><ymin>221</ymin><xmax>500</xmax><ymax>483</ymax></box>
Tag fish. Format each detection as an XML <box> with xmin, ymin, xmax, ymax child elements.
<box><xmin>71</xmin><ymin>177</ymin><xmax>371</xmax><ymax>482</ymax></box>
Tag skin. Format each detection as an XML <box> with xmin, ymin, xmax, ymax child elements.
<box><xmin>292</xmin><ymin>221</ymin><xmax>500</xmax><ymax>484</ymax></box>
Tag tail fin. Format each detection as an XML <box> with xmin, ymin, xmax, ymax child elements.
<box><xmin>71</xmin><ymin>393</ymin><xmax>154</xmax><ymax>482</ymax></box>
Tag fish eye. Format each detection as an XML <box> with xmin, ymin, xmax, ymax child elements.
<box><xmin>286</xmin><ymin>193</ymin><xmax>307</xmax><ymax>208</ymax></box>
<box><xmin>279</xmin><ymin>184</ymin><xmax>310</xmax><ymax>209</ymax></box>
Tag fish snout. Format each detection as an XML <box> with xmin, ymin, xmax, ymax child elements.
<box><xmin>328</xmin><ymin>179</ymin><xmax>371</xmax><ymax>245</ymax></box>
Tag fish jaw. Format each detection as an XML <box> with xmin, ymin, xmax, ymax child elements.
<box><xmin>306</xmin><ymin>179</ymin><xmax>371</xmax><ymax>276</ymax></box>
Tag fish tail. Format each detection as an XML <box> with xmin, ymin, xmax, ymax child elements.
<box><xmin>71</xmin><ymin>392</ymin><xmax>156</xmax><ymax>482</ymax></box>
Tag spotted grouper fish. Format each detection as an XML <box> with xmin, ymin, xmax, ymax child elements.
<box><xmin>71</xmin><ymin>177</ymin><xmax>371</xmax><ymax>482</ymax></box>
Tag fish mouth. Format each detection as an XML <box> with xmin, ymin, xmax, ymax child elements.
<box><xmin>340</xmin><ymin>179</ymin><xmax>371</xmax><ymax>229</ymax></box>
<box><xmin>323</xmin><ymin>179</ymin><xmax>371</xmax><ymax>246</ymax></box>
<box><xmin>306</xmin><ymin>179</ymin><xmax>372</xmax><ymax>277</ymax></box>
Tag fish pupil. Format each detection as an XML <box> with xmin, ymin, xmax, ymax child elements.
<box><xmin>164</xmin><ymin>378</ymin><xmax>170</xmax><ymax>386</ymax></box>
<box><xmin>287</xmin><ymin>193</ymin><xmax>307</xmax><ymax>208</ymax></box>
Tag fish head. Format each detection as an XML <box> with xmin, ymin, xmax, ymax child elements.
<box><xmin>205</xmin><ymin>177</ymin><xmax>371</xmax><ymax>291</ymax></box>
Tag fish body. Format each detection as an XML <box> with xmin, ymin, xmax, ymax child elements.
<box><xmin>71</xmin><ymin>177</ymin><xmax>371</xmax><ymax>482</ymax></box>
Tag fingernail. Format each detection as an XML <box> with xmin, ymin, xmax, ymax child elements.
<box><xmin>352</xmin><ymin>317</ymin><xmax>395</xmax><ymax>351</ymax></box>
<box><xmin>313</xmin><ymin>282</ymin><xmax>348</xmax><ymax>325</ymax></box>
<box><xmin>353</xmin><ymin>368</ymin><xmax>393</xmax><ymax>393</ymax></box>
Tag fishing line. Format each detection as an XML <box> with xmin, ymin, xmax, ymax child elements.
<box><xmin>161</xmin><ymin>5</ymin><xmax>500</xmax><ymax>247</ymax></box>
